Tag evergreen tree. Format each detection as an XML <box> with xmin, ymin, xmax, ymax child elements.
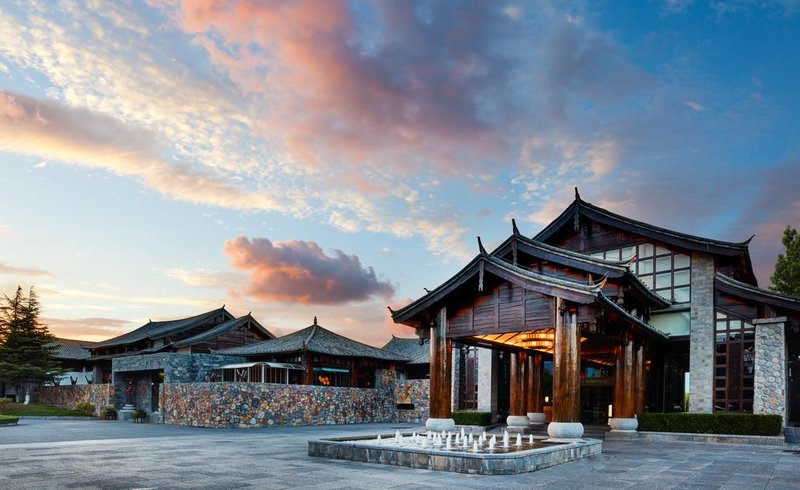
<box><xmin>771</xmin><ymin>226</ymin><xmax>800</xmax><ymax>296</ymax></box>
<box><xmin>0</xmin><ymin>286</ymin><xmax>61</xmax><ymax>400</ymax></box>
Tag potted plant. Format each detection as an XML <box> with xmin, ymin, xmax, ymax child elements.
<box><xmin>103</xmin><ymin>406</ymin><xmax>118</xmax><ymax>420</ymax></box>
<box><xmin>132</xmin><ymin>408</ymin><xmax>147</xmax><ymax>423</ymax></box>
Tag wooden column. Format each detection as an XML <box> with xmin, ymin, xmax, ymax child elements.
<box><xmin>509</xmin><ymin>351</ymin><xmax>525</xmax><ymax>416</ymax></box>
<box><xmin>553</xmin><ymin>302</ymin><xmax>580</xmax><ymax>423</ymax></box>
<box><xmin>429</xmin><ymin>308</ymin><xmax>452</xmax><ymax>419</ymax></box>
<box><xmin>613</xmin><ymin>345</ymin><xmax>624</xmax><ymax>418</ymax></box>
<box><xmin>350</xmin><ymin>359</ymin><xmax>359</xmax><ymax>388</ymax></box>
<box><xmin>615</xmin><ymin>337</ymin><xmax>635</xmax><ymax>418</ymax></box>
<box><xmin>527</xmin><ymin>353</ymin><xmax>543</xmax><ymax>413</ymax></box>
<box><xmin>634</xmin><ymin>341</ymin><xmax>646</xmax><ymax>414</ymax></box>
<box><xmin>303</xmin><ymin>353</ymin><xmax>314</xmax><ymax>385</ymax></box>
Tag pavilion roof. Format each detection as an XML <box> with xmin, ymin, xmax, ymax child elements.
<box><xmin>391</xmin><ymin>252</ymin><xmax>668</xmax><ymax>340</ymax></box>
<box><xmin>90</xmin><ymin>306</ymin><xmax>233</xmax><ymax>349</ymax></box>
<box><xmin>382</xmin><ymin>336</ymin><xmax>429</xmax><ymax>365</ymax></box>
<box><xmin>170</xmin><ymin>314</ymin><xmax>275</xmax><ymax>348</ymax></box>
<box><xmin>492</xmin><ymin>231</ymin><xmax>670</xmax><ymax>309</ymax></box>
<box><xmin>221</xmin><ymin>320</ymin><xmax>409</xmax><ymax>362</ymax></box>
<box><xmin>715</xmin><ymin>273</ymin><xmax>800</xmax><ymax>312</ymax></box>
<box><xmin>50</xmin><ymin>338</ymin><xmax>96</xmax><ymax>360</ymax></box>
<box><xmin>534</xmin><ymin>191</ymin><xmax>753</xmax><ymax>257</ymax></box>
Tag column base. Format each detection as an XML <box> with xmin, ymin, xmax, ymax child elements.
<box><xmin>425</xmin><ymin>417</ymin><xmax>455</xmax><ymax>432</ymax></box>
<box><xmin>527</xmin><ymin>412</ymin><xmax>546</xmax><ymax>425</ymax></box>
<box><xmin>608</xmin><ymin>417</ymin><xmax>638</xmax><ymax>432</ymax></box>
<box><xmin>507</xmin><ymin>415</ymin><xmax>530</xmax><ymax>429</ymax></box>
<box><xmin>547</xmin><ymin>422</ymin><xmax>584</xmax><ymax>439</ymax></box>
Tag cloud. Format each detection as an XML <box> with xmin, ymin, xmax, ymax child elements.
<box><xmin>225</xmin><ymin>236</ymin><xmax>395</xmax><ymax>304</ymax></box>
<box><xmin>163</xmin><ymin>267</ymin><xmax>242</xmax><ymax>288</ymax></box>
<box><xmin>685</xmin><ymin>101</ymin><xmax>706</xmax><ymax>112</ymax></box>
<box><xmin>42</xmin><ymin>317</ymin><xmax>136</xmax><ymax>341</ymax></box>
<box><xmin>0</xmin><ymin>261</ymin><xmax>54</xmax><ymax>279</ymax></box>
<box><xmin>0</xmin><ymin>90</ymin><xmax>282</xmax><ymax>213</ymax></box>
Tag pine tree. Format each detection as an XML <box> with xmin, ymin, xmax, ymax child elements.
<box><xmin>0</xmin><ymin>286</ymin><xmax>61</xmax><ymax>400</ymax></box>
<box><xmin>770</xmin><ymin>226</ymin><xmax>800</xmax><ymax>296</ymax></box>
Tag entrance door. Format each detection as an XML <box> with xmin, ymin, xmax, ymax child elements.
<box><xmin>150</xmin><ymin>371</ymin><xmax>162</xmax><ymax>412</ymax></box>
<box><xmin>580</xmin><ymin>384</ymin><xmax>612</xmax><ymax>425</ymax></box>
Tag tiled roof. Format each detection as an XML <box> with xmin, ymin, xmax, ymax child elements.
<box><xmin>170</xmin><ymin>314</ymin><xmax>275</xmax><ymax>348</ymax></box>
<box><xmin>51</xmin><ymin>338</ymin><xmax>96</xmax><ymax>360</ymax></box>
<box><xmin>90</xmin><ymin>307</ymin><xmax>233</xmax><ymax>349</ymax></box>
<box><xmin>221</xmin><ymin>321</ymin><xmax>409</xmax><ymax>361</ymax></box>
<box><xmin>382</xmin><ymin>336</ymin><xmax>429</xmax><ymax>365</ymax></box>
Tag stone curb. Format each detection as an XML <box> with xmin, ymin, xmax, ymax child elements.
<box><xmin>606</xmin><ymin>430</ymin><xmax>784</xmax><ymax>446</ymax></box>
<box><xmin>16</xmin><ymin>416</ymin><xmax>98</xmax><ymax>420</ymax></box>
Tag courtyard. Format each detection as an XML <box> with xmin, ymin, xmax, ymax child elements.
<box><xmin>0</xmin><ymin>420</ymin><xmax>799</xmax><ymax>489</ymax></box>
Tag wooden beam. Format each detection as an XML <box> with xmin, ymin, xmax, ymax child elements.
<box><xmin>527</xmin><ymin>353</ymin><xmax>543</xmax><ymax>413</ymax></box>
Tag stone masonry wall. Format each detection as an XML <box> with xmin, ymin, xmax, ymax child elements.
<box><xmin>689</xmin><ymin>251</ymin><xmax>715</xmax><ymax>413</ymax></box>
<box><xmin>36</xmin><ymin>384</ymin><xmax>114</xmax><ymax>416</ymax></box>
<box><xmin>394</xmin><ymin>379</ymin><xmax>430</xmax><ymax>423</ymax></box>
<box><xmin>161</xmin><ymin>382</ymin><xmax>388</xmax><ymax>428</ymax></box>
<box><xmin>753</xmin><ymin>318</ymin><xmax>787</xmax><ymax>425</ymax></box>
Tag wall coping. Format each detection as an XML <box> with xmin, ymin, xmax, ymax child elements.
<box><xmin>624</xmin><ymin>431</ymin><xmax>785</xmax><ymax>446</ymax></box>
<box><xmin>753</xmin><ymin>317</ymin><xmax>788</xmax><ymax>325</ymax></box>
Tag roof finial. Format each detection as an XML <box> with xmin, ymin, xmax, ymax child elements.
<box><xmin>745</xmin><ymin>234</ymin><xmax>756</xmax><ymax>244</ymax></box>
<box><xmin>477</xmin><ymin>236</ymin><xmax>487</xmax><ymax>254</ymax></box>
<box><xmin>313</xmin><ymin>316</ymin><xmax>318</xmax><ymax>326</ymax></box>
<box><xmin>386</xmin><ymin>305</ymin><xmax>396</xmax><ymax>314</ymax></box>
<box><xmin>512</xmin><ymin>218</ymin><xmax>520</xmax><ymax>235</ymax></box>
<box><xmin>574</xmin><ymin>187</ymin><xmax>581</xmax><ymax>200</ymax></box>
<box><xmin>423</xmin><ymin>287</ymin><xmax>431</xmax><ymax>293</ymax></box>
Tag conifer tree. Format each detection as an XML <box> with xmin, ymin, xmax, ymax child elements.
<box><xmin>770</xmin><ymin>226</ymin><xmax>800</xmax><ymax>296</ymax></box>
<box><xmin>0</xmin><ymin>286</ymin><xmax>61</xmax><ymax>400</ymax></box>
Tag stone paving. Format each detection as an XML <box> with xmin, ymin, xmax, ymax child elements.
<box><xmin>1</xmin><ymin>419</ymin><xmax>800</xmax><ymax>489</ymax></box>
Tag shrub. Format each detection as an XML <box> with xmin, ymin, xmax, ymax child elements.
<box><xmin>637</xmin><ymin>413</ymin><xmax>782</xmax><ymax>436</ymax></box>
<box><xmin>74</xmin><ymin>402</ymin><xmax>96</xmax><ymax>416</ymax></box>
<box><xmin>452</xmin><ymin>411</ymin><xmax>492</xmax><ymax>426</ymax></box>
<box><xmin>0</xmin><ymin>414</ymin><xmax>19</xmax><ymax>425</ymax></box>
<box><xmin>0</xmin><ymin>397</ymin><xmax>12</xmax><ymax>408</ymax></box>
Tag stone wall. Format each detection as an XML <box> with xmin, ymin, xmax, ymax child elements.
<box><xmin>36</xmin><ymin>384</ymin><xmax>114</xmax><ymax>416</ymax></box>
<box><xmin>394</xmin><ymin>379</ymin><xmax>430</xmax><ymax>423</ymax></box>
<box><xmin>161</xmin><ymin>382</ymin><xmax>389</xmax><ymax>428</ymax></box>
<box><xmin>753</xmin><ymin>317</ymin><xmax>787</xmax><ymax>425</ymax></box>
<box><xmin>689</xmin><ymin>251</ymin><xmax>715</xmax><ymax>413</ymax></box>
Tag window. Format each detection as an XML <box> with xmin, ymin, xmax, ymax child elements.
<box><xmin>714</xmin><ymin>311</ymin><xmax>754</xmax><ymax>413</ymax></box>
<box><xmin>593</xmin><ymin>243</ymin><xmax>691</xmax><ymax>304</ymax></box>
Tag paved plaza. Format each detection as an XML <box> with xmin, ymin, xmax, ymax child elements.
<box><xmin>1</xmin><ymin>420</ymin><xmax>800</xmax><ymax>489</ymax></box>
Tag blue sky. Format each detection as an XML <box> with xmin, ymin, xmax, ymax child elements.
<box><xmin>1</xmin><ymin>0</ymin><xmax>798</xmax><ymax>345</ymax></box>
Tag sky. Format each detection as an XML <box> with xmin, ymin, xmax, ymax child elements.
<box><xmin>1</xmin><ymin>0</ymin><xmax>799</xmax><ymax>347</ymax></box>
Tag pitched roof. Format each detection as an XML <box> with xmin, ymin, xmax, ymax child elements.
<box><xmin>534</xmin><ymin>194</ymin><xmax>752</xmax><ymax>256</ymax></box>
<box><xmin>715</xmin><ymin>273</ymin><xmax>800</xmax><ymax>312</ymax></box>
<box><xmin>220</xmin><ymin>320</ymin><xmax>409</xmax><ymax>361</ymax></box>
<box><xmin>382</xmin><ymin>336</ymin><xmax>429</xmax><ymax>365</ymax></box>
<box><xmin>51</xmin><ymin>338</ymin><xmax>96</xmax><ymax>360</ymax></box>
<box><xmin>170</xmin><ymin>314</ymin><xmax>275</xmax><ymax>348</ymax></box>
<box><xmin>392</xmin><ymin>253</ymin><xmax>667</xmax><ymax>340</ymax></box>
<box><xmin>90</xmin><ymin>307</ymin><xmax>233</xmax><ymax>349</ymax></box>
<box><xmin>492</xmin><ymin>232</ymin><xmax>670</xmax><ymax>309</ymax></box>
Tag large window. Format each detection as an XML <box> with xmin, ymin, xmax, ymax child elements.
<box><xmin>714</xmin><ymin>311</ymin><xmax>755</xmax><ymax>412</ymax></box>
<box><xmin>591</xmin><ymin>243</ymin><xmax>691</xmax><ymax>304</ymax></box>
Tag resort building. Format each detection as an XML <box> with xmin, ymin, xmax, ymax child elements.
<box><xmin>392</xmin><ymin>190</ymin><xmax>800</xmax><ymax>436</ymax></box>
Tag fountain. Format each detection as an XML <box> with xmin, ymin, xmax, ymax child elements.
<box><xmin>308</xmin><ymin>428</ymin><xmax>602</xmax><ymax>475</ymax></box>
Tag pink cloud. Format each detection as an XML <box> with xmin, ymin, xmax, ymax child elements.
<box><xmin>225</xmin><ymin>236</ymin><xmax>395</xmax><ymax>304</ymax></box>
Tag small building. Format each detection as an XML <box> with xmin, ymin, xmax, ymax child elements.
<box><xmin>221</xmin><ymin>318</ymin><xmax>408</xmax><ymax>388</ymax></box>
<box><xmin>50</xmin><ymin>338</ymin><xmax>96</xmax><ymax>386</ymax></box>
<box><xmin>382</xmin><ymin>336</ymin><xmax>429</xmax><ymax>380</ymax></box>
<box><xmin>86</xmin><ymin>307</ymin><xmax>274</xmax><ymax>413</ymax></box>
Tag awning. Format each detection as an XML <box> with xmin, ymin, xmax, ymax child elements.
<box><xmin>313</xmin><ymin>367</ymin><xmax>350</xmax><ymax>373</ymax></box>
<box><xmin>216</xmin><ymin>362</ymin><xmax>304</xmax><ymax>370</ymax></box>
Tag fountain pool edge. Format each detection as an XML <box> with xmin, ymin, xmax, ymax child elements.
<box><xmin>307</xmin><ymin>435</ymin><xmax>602</xmax><ymax>475</ymax></box>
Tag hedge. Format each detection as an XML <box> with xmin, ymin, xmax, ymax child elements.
<box><xmin>0</xmin><ymin>414</ymin><xmax>19</xmax><ymax>426</ymax></box>
<box><xmin>637</xmin><ymin>413</ymin><xmax>782</xmax><ymax>436</ymax></box>
<box><xmin>452</xmin><ymin>411</ymin><xmax>492</xmax><ymax>426</ymax></box>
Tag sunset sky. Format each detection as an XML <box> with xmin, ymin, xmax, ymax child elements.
<box><xmin>1</xmin><ymin>1</ymin><xmax>798</xmax><ymax>346</ymax></box>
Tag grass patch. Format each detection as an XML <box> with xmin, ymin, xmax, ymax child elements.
<box><xmin>0</xmin><ymin>414</ymin><xmax>19</xmax><ymax>425</ymax></box>
<box><xmin>0</xmin><ymin>402</ymin><xmax>95</xmax><ymax>417</ymax></box>
<box><xmin>638</xmin><ymin>412</ymin><xmax>782</xmax><ymax>436</ymax></box>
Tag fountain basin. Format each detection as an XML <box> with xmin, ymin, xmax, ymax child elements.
<box><xmin>308</xmin><ymin>433</ymin><xmax>601</xmax><ymax>475</ymax></box>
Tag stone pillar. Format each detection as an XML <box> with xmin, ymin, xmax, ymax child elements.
<box><xmin>753</xmin><ymin>317</ymin><xmax>787</xmax><ymax>425</ymax></box>
<box><xmin>477</xmin><ymin>348</ymin><xmax>499</xmax><ymax>422</ymax></box>
<box><xmin>527</xmin><ymin>353</ymin><xmax>545</xmax><ymax>425</ymax></box>
<box><xmin>427</xmin><ymin>307</ymin><xmax>454</xmax><ymax>431</ymax></box>
<box><xmin>507</xmin><ymin>351</ymin><xmax>529</xmax><ymax>429</ymax></box>
<box><xmin>689</xmin><ymin>251</ymin><xmax>715</xmax><ymax>413</ymax></box>
<box><xmin>549</xmin><ymin>303</ymin><xmax>583</xmax><ymax>439</ymax></box>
